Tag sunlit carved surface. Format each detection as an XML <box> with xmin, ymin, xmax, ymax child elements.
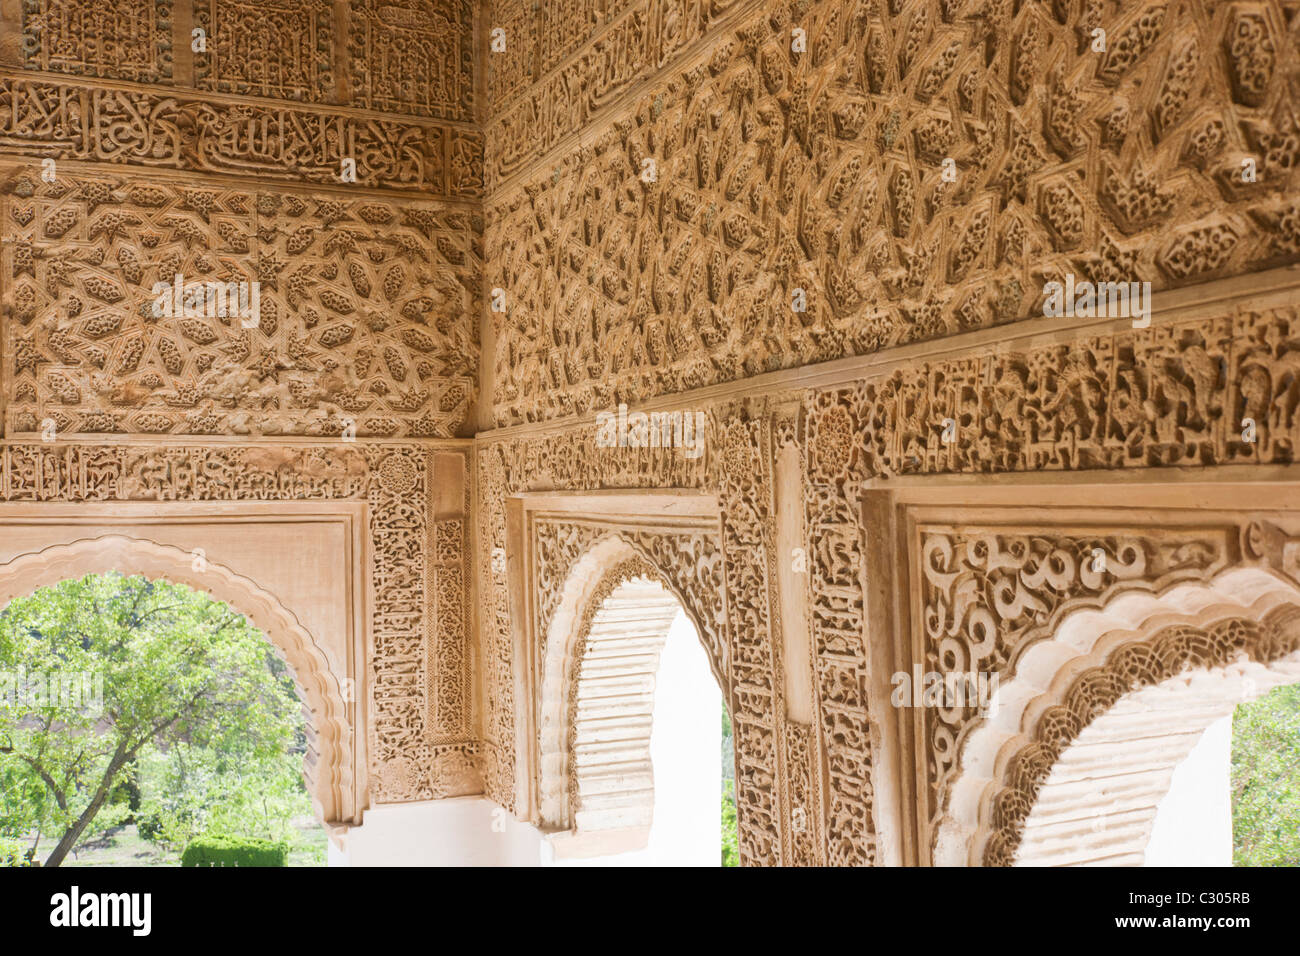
<box><xmin>2</xmin><ymin>169</ymin><xmax>478</xmax><ymax>439</ymax></box>
<box><xmin>486</xmin><ymin>0</ymin><xmax>1300</xmax><ymax>427</ymax></box>
<box><xmin>0</xmin><ymin>0</ymin><xmax>1298</xmax><ymax>866</ymax></box>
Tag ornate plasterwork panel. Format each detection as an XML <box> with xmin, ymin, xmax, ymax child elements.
<box><xmin>913</xmin><ymin>522</ymin><xmax>1233</xmax><ymax>845</ymax></box>
<box><xmin>0</xmin><ymin>76</ymin><xmax>481</xmax><ymax>198</ymax></box>
<box><xmin>348</xmin><ymin>0</ymin><xmax>475</xmax><ymax>121</ymax></box>
<box><xmin>0</xmin><ymin>440</ymin><xmax>477</xmax><ymax>806</ymax></box>
<box><xmin>985</xmin><ymin>606</ymin><xmax>1300</xmax><ymax>866</ymax></box>
<box><xmin>802</xmin><ymin>424</ymin><xmax>876</xmax><ymax>866</ymax></box>
<box><xmin>1</xmin><ymin>169</ymin><xmax>478</xmax><ymax>438</ymax></box>
<box><xmin>21</xmin><ymin>0</ymin><xmax>174</xmax><ymax>84</ymax></box>
<box><xmin>486</xmin><ymin>0</ymin><xmax>752</xmax><ymax>172</ymax></box>
<box><xmin>193</xmin><ymin>0</ymin><xmax>334</xmax><ymax>102</ymax></box>
<box><xmin>486</xmin><ymin>0</ymin><xmax>1299</xmax><ymax>427</ymax></box>
<box><xmin>17</xmin><ymin>0</ymin><xmax>476</xmax><ymax>125</ymax></box>
<box><xmin>431</xmin><ymin>512</ymin><xmax>473</xmax><ymax>748</ymax></box>
<box><xmin>804</xmin><ymin>302</ymin><xmax>1300</xmax><ymax>481</ymax></box>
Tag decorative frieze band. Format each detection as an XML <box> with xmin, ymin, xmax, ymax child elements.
<box><xmin>0</xmin><ymin>74</ymin><xmax>484</xmax><ymax>199</ymax></box>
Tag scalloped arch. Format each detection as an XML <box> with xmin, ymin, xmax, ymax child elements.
<box><xmin>536</xmin><ymin>533</ymin><xmax>728</xmax><ymax>829</ymax></box>
<box><xmin>933</xmin><ymin>566</ymin><xmax>1300</xmax><ymax>866</ymax></box>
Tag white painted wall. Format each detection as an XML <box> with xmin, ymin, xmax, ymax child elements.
<box><xmin>647</xmin><ymin>609</ymin><xmax>722</xmax><ymax>865</ymax></box>
<box><xmin>329</xmin><ymin>797</ymin><xmax>544</xmax><ymax>867</ymax></box>
<box><xmin>1146</xmin><ymin>714</ymin><xmax>1232</xmax><ymax>866</ymax></box>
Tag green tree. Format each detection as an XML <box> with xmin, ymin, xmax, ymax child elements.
<box><xmin>722</xmin><ymin>703</ymin><xmax>737</xmax><ymax>866</ymax></box>
<box><xmin>1232</xmin><ymin>683</ymin><xmax>1300</xmax><ymax>866</ymax></box>
<box><xmin>135</xmin><ymin>738</ymin><xmax>311</xmax><ymax>851</ymax></box>
<box><xmin>0</xmin><ymin>573</ymin><xmax>302</xmax><ymax>866</ymax></box>
<box><xmin>721</xmin><ymin>780</ymin><xmax>739</xmax><ymax>867</ymax></box>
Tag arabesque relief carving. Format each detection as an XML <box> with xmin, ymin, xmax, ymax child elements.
<box><xmin>0</xmin><ymin>75</ymin><xmax>481</xmax><ymax>197</ymax></box>
<box><xmin>916</xmin><ymin>524</ymin><xmax>1232</xmax><ymax>841</ymax></box>
<box><xmin>193</xmin><ymin>0</ymin><xmax>334</xmax><ymax>102</ymax></box>
<box><xmin>21</xmin><ymin>0</ymin><xmax>174</xmax><ymax>84</ymax></box>
<box><xmin>2</xmin><ymin>0</ymin><xmax>1300</xmax><ymax>867</ymax></box>
<box><xmin>533</xmin><ymin>519</ymin><xmax>727</xmax><ymax>676</ymax></box>
<box><xmin>2</xmin><ymin>169</ymin><xmax>478</xmax><ymax>438</ymax></box>
<box><xmin>486</xmin><ymin>0</ymin><xmax>1298</xmax><ymax>427</ymax></box>
<box><xmin>985</xmin><ymin>606</ymin><xmax>1300</xmax><ymax>866</ymax></box>
<box><xmin>804</xmin><ymin>303</ymin><xmax>1300</xmax><ymax>480</ymax></box>
<box><xmin>348</xmin><ymin>0</ymin><xmax>475</xmax><ymax>121</ymax></box>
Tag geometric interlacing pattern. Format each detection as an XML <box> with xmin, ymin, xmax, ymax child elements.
<box><xmin>487</xmin><ymin>0</ymin><xmax>1300</xmax><ymax>426</ymax></box>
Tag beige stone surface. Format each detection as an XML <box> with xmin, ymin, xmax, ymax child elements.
<box><xmin>1</xmin><ymin>0</ymin><xmax>1298</xmax><ymax>865</ymax></box>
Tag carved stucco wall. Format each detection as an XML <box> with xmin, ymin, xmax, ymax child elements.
<box><xmin>484</xmin><ymin>0</ymin><xmax>1299</xmax><ymax>426</ymax></box>
<box><xmin>0</xmin><ymin>169</ymin><xmax>478</xmax><ymax>439</ymax></box>
<box><xmin>0</xmin><ymin>0</ymin><xmax>483</xmax><ymax>196</ymax></box>
<box><xmin>0</xmin><ymin>0</ymin><xmax>484</xmax><ymax>441</ymax></box>
<box><xmin>470</xmin><ymin>0</ymin><xmax>1300</xmax><ymax>865</ymax></box>
<box><xmin>0</xmin><ymin>3</ymin><xmax>484</xmax><ymax>817</ymax></box>
<box><xmin>477</xmin><ymin>287</ymin><xmax>1300</xmax><ymax>863</ymax></box>
<box><xmin>2</xmin><ymin>0</ymin><xmax>1300</xmax><ymax>864</ymax></box>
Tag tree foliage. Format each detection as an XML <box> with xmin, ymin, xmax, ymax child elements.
<box><xmin>0</xmin><ymin>573</ymin><xmax>305</xmax><ymax>866</ymax></box>
<box><xmin>1232</xmin><ymin>683</ymin><xmax>1300</xmax><ymax>866</ymax></box>
<box><xmin>722</xmin><ymin>703</ymin><xmax>737</xmax><ymax>867</ymax></box>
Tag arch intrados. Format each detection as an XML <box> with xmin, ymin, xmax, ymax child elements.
<box><xmin>1014</xmin><ymin>645</ymin><xmax>1300</xmax><ymax>865</ymax></box>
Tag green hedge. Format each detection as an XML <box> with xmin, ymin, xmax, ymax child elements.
<box><xmin>181</xmin><ymin>834</ymin><xmax>289</xmax><ymax>867</ymax></box>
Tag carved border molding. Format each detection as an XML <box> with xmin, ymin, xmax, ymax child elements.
<box><xmin>984</xmin><ymin>603</ymin><xmax>1300</xmax><ymax>866</ymax></box>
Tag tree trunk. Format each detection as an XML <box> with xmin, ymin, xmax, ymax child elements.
<box><xmin>42</xmin><ymin>744</ymin><xmax>130</xmax><ymax>867</ymax></box>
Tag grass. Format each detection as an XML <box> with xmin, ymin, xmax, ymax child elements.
<box><xmin>57</xmin><ymin>816</ymin><xmax>328</xmax><ymax>867</ymax></box>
